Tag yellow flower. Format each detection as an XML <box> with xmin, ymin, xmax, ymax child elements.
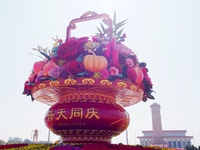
<box><xmin>93</xmin><ymin>72</ymin><xmax>100</xmax><ymax>78</ymax></box>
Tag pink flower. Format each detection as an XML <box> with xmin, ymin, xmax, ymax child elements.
<box><xmin>48</xmin><ymin>67</ymin><xmax>61</xmax><ymax>78</ymax></box>
<box><xmin>100</xmin><ymin>69</ymin><xmax>110</xmax><ymax>78</ymax></box>
<box><xmin>109</xmin><ymin>67</ymin><xmax>119</xmax><ymax>76</ymax></box>
<box><xmin>123</xmin><ymin>33</ymin><xmax>126</xmax><ymax>38</ymax></box>
<box><xmin>115</xmin><ymin>43</ymin><xmax>133</xmax><ymax>58</ymax></box>
<box><xmin>126</xmin><ymin>58</ymin><xmax>134</xmax><ymax>67</ymax></box>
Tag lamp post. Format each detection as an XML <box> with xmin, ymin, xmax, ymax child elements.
<box><xmin>126</xmin><ymin>129</ymin><xmax>129</xmax><ymax>145</ymax></box>
<box><xmin>48</xmin><ymin>129</ymin><xmax>50</xmax><ymax>143</ymax></box>
<box><xmin>31</xmin><ymin>130</ymin><xmax>33</xmax><ymax>141</ymax></box>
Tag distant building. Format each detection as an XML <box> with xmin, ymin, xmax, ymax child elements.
<box><xmin>137</xmin><ymin>103</ymin><xmax>193</xmax><ymax>148</ymax></box>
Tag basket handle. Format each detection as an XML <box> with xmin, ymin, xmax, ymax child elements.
<box><xmin>66</xmin><ymin>11</ymin><xmax>112</xmax><ymax>40</ymax></box>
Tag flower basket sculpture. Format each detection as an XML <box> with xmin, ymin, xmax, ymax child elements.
<box><xmin>23</xmin><ymin>11</ymin><xmax>154</xmax><ymax>144</ymax></box>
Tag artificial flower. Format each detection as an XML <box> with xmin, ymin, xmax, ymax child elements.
<box><xmin>102</xmin><ymin>42</ymin><xmax>111</xmax><ymax>59</ymax></box>
<box><xmin>48</xmin><ymin>67</ymin><xmax>61</xmax><ymax>78</ymax></box>
<box><xmin>57</xmin><ymin>39</ymin><xmax>84</xmax><ymax>61</ymax></box>
<box><xmin>66</xmin><ymin>60</ymin><xmax>83</xmax><ymax>76</ymax></box>
<box><xmin>22</xmin><ymin>81</ymin><xmax>33</xmax><ymax>95</ymax></box>
<box><xmin>100</xmin><ymin>69</ymin><xmax>110</xmax><ymax>78</ymax></box>
<box><xmin>43</xmin><ymin>60</ymin><xmax>60</xmax><ymax>76</ymax></box>
<box><xmin>60</xmin><ymin>64</ymin><xmax>69</xmax><ymax>79</ymax></box>
<box><xmin>128</xmin><ymin>55</ymin><xmax>138</xmax><ymax>65</ymax></box>
<box><xmin>115</xmin><ymin>43</ymin><xmax>133</xmax><ymax>58</ymax></box>
<box><xmin>60</xmin><ymin>70</ymin><xmax>68</xmax><ymax>79</ymax></box>
<box><xmin>126</xmin><ymin>58</ymin><xmax>134</xmax><ymax>67</ymax></box>
<box><xmin>109</xmin><ymin>67</ymin><xmax>119</xmax><ymax>76</ymax></box>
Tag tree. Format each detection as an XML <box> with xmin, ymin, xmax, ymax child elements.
<box><xmin>23</xmin><ymin>138</ymin><xmax>32</xmax><ymax>144</ymax></box>
<box><xmin>0</xmin><ymin>139</ymin><xmax>6</xmax><ymax>145</ymax></box>
<box><xmin>7</xmin><ymin>137</ymin><xmax>22</xmax><ymax>144</ymax></box>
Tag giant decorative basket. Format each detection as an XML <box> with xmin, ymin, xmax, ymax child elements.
<box><xmin>23</xmin><ymin>11</ymin><xmax>154</xmax><ymax>144</ymax></box>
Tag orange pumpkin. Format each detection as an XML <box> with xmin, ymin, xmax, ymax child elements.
<box><xmin>83</xmin><ymin>55</ymin><xmax>108</xmax><ymax>72</ymax></box>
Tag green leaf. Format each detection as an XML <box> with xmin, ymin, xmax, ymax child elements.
<box><xmin>77</xmin><ymin>71</ymin><xmax>85</xmax><ymax>76</ymax></box>
<box><xmin>51</xmin><ymin>47</ymin><xmax>58</xmax><ymax>52</ymax></box>
<box><xmin>49</xmin><ymin>77</ymin><xmax>57</xmax><ymax>81</ymax></box>
<box><xmin>113</xmin><ymin>11</ymin><xmax>116</xmax><ymax>26</ymax></box>
<box><xmin>96</xmin><ymin>27</ymin><xmax>102</xmax><ymax>34</ymax></box>
<box><xmin>76</xmin><ymin>55</ymin><xmax>83</xmax><ymax>62</ymax></box>
<box><xmin>39</xmin><ymin>51</ymin><xmax>51</xmax><ymax>60</ymax></box>
<box><xmin>100</xmin><ymin>23</ymin><xmax>106</xmax><ymax>34</ymax></box>
<box><xmin>116</xmin><ymin>19</ymin><xmax>127</xmax><ymax>27</ymax></box>
<box><xmin>117</xmin><ymin>74</ymin><xmax>123</xmax><ymax>78</ymax></box>
<box><xmin>115</xmin><ymin>19</ymin><xmax>127</xmax><ymax>32</ymax></box>
<box><xmin>116</xmin><ymin>28</ymin><xmax>124</xmax><ymax>37</ymax></box>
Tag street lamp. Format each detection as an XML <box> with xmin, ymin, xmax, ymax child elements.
<box><xmin>48</xmin><ymin>129</ymin><xmax>51</xmax><ymax>143</ymax></box>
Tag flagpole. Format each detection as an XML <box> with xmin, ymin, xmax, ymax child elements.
<box><xmin>126</xmin><ymin>129</ymin><xmax>129</xmax><ymax>145</ymax></box>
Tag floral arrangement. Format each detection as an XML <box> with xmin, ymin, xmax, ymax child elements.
<box><xmin>23</xmin><ymin>12</ymin><xmax>154</xmax><ymax>102</ymax></box>
<box><xmin>0</xmin><ymin>143</ymin><xmax>165</xmax><ymax>150</ymax></box>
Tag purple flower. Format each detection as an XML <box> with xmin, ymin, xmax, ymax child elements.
<box><xmin>48</xmin><ymin>67</ymin><xmax>61</xmax><ymax>78</ymax></box>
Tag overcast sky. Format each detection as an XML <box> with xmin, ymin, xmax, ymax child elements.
<box><xmin>0</xmin><ymin>0</ymin><xmax>200</xmax><ymax>146</ymax></box>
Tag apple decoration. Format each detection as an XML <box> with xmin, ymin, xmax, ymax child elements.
<box><xmin>126</xmin><ymin>58</ymin><xmax>144</xmax><ymax>83</ymax></box>
<box><xmin>43</xmin><ymin>60</ymin><xmax>60</xmax><ymax>76</ymax></box>
<box><xmin>33</xmin><ymin>60</ymin><xmax>46</xmax><ymax>74</ymax></box>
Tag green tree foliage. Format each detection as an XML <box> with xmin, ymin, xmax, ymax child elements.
<box><xmin>7</xmin><ymin>137</ymin><xmax>22</xmax><ymax>144</ymax></box>
<box><xmin>185</xmin><ymin>145</ymin><xmax>200</xmax><ymax>150</ymax></box>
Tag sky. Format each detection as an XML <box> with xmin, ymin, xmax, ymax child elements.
<box><xmin>0</xmin><ymin>0</ymin><xmax>200</xmax><ymax>146</ymax></box>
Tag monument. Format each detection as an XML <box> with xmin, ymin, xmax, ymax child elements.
<box><xmin>150</xmin><ymin>103</ymin><xmax>167</xmax><ymax>146</ymax></box>
<box><xmin>137</xmin><ymin>103</ymin><xmax>193</xmax><ymax>148</ymax></box>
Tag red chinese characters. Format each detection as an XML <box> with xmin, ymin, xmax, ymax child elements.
<box><xmin>44</xmin><ymin>99</ymin><xmax>129</xmax><ymax>143</ymax></box>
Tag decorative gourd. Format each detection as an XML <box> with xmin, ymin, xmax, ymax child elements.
<box><xmin>83</xmin><ymin>54</ymin><xmax>108</xmax><ymax>72</ymax></box>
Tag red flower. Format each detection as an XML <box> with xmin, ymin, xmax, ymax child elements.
<box><xmin>22</xmin><ymin>81</ymin><xmax>33</xmax><ymax>95</ymax></box>
<box><xmin>57</xmin><ymin>39</ymin><xmax>84</xmax><ymax>61</ymax></box>
<box><xmin>66</xmin><ymin>60</ymin><xmax>83</xmax><ymax>76</ymax></box>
